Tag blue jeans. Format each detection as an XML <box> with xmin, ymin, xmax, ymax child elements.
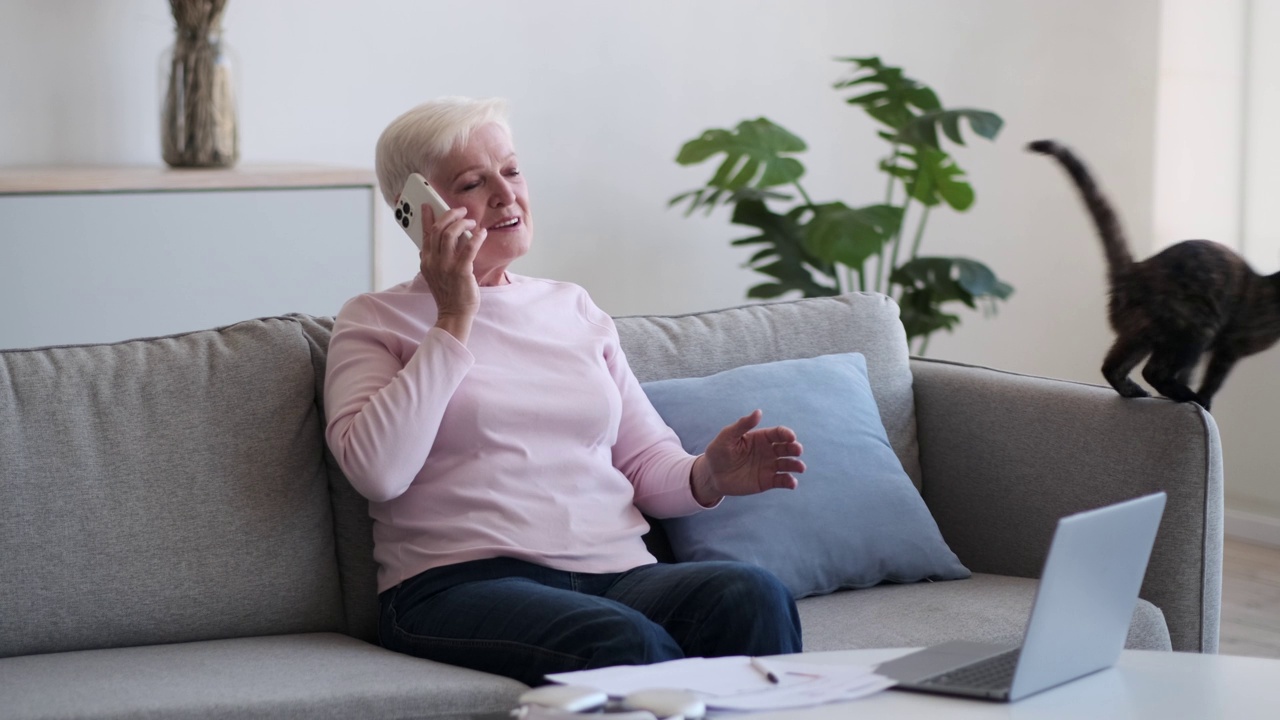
<box><xmin>378</xmin><ymin>557</ymin><xmax>802</xmax><ymax>686</ymax></box>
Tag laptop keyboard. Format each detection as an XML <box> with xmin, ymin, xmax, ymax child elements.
<box><xmin>919</xmin><ymin>648</ymin><xmax>1022</xmax><ymax>691</ymax></box>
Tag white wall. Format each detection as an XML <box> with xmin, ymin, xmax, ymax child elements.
<box><xmin>31</xmin><ymin>1</ymin><xmax>1280</xmax><ymax>529</ymax></box>
<box><xmin>1151</xmin><ymin>0</ymin><xmax>1246</xmax><ymax>253</ymax></box>
<box><xmin>1243</xmin><ymin>0</ymin><xmax>1280</xmax><ymax>273</ymax></box>
<box><xmin>1217</xmin><ymin>0</ymin><xmax>1280</xmax><ymax>536</ymax></box>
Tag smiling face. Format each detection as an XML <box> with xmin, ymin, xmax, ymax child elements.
<box><xmin>427</xmin><ymin>122</ymin><xmax>531</xmax><ymax>285</ymax></box>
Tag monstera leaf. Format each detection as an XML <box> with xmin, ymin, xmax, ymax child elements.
<box><xmin>729</xmin><ymin>199</ymin><xmax>839</xmax><ymax>299</ymax></box>
<box><xmin>881</xmin><ymin>146</ymin><xmax>975</xmax><ymax>210</ymax></box>
<box><xmin>839</xmin><ymin>60</ymin><xmax>1001</xmax><ymax>213</ymax></box>
<box><xmin>835</xmin><ymin>56</ymin><xmax>941</xmax><ymax>131</ymax></box>
<box><xmin>893</xmin><ymin>256</ymin><xmax>1013</xmax><ymax>305</ymax></box>
<box><xmin>803</xmin><ymin>202</ymin><xmax>903</xmax><ymax>269</ymax></box>
<box><xmin>896</xmin><ymin>109</ymin><xmax>1003</xmax><ymax>149</ymax></box>
<box><xmin>891</xmin><ymin>256</ymin><xmax>1014</xmax><ymax>341</ymax></box>
<box><xmin>671</xmin><ymin>118</ymin><xmax>808</xmax><ymax>216</ymax></box>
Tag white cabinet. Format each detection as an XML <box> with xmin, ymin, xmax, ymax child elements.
<box><xmin>0</xmin><ymin>165</ymin><xmax>375</xmax><ymax>350</ymax></box>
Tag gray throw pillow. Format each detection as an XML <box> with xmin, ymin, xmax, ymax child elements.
<box><xmin>642</xmin><ymin>352</ymin><xmax>969</xmax><ymax>599</ymax></box>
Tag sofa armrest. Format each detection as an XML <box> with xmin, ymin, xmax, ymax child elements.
<box><xmin>909</xmin><ymin>358</ymin><xmax>1223</xmax><ymax>653</ymax></box>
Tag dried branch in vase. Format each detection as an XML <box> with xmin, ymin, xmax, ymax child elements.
<box><xmin>162</xmin><ymin>0</ymin><xmax>238</xmax><ymax>168</ymax></box>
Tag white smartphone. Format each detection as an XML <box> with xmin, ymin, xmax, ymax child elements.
<box><xmin>394</xmin><ymin>172</ymin><xmax>472</xmax><ymax>250</ymax></box>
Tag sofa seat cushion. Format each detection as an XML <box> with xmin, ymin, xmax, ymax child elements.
<box><xmin>797</xmin><ymin>573</ymin><xmax>1171</xmax><ymax>652</ymax></box>
<box><xmin>0</xmin><ymin>633</ymin><xmax>526</xmax><ymax>720</ymax></box>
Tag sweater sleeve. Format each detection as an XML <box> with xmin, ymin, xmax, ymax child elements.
<box><xmin>590</xmin><ymin>308</ymin><xmax>705</xmax><ymax>519</ymax></box>
<box><xmin>323</xmin><ymin>297</ymin><xmax>474</xmax><ymax>503</ymax></box>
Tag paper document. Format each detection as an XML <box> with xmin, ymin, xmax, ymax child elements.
<box><xmin>544</xmin><ymin>655</ymin><xmax>893</xmax><ymax>711</ymax></box>
<box><xmin>705</xmin><ymin>660</ymin><xmax>894</xmax><ymax>711</ymax></box>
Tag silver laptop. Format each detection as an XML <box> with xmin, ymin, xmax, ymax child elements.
<box><xmin>875</xmin><ymin>491</ymin><xmax>1166</xmax><ymax>702</ymax></box>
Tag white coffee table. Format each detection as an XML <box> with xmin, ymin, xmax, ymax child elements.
<box><xmin>741</xmin><ymin>648</ymin><xmax>1280</xmax><ymax>719</ymax></box>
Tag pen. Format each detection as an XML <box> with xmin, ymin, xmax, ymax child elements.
<box><xmin>750</xmin><ymin>656</ymin><xmax>781</xmax><ymax>684</ymax></box>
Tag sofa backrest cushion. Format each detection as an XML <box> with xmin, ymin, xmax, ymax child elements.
<box><xmin>614</xmin><ymin>292</ymin><xmax>920</xmax><ymax>485</ymax></box>
<box><xmin>0</xmin><ymin>318</ymin><xmax>346</xmax><ymax>658</ymax></box>
<box><xmin>299</xmin><ymin>315</ymin><xmax>380</xmax><ymax>643</ymax></box>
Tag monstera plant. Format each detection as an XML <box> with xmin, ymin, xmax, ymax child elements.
<box><xmin>671</xmin><ymin>56</ymin><xmax>1013</xmax><ymax>354</ymax></box>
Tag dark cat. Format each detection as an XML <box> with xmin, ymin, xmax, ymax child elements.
<box><xmin>1028</xmin><ymin>139</ymin><xmax>1280</xmax><ymax>411</ymax></box>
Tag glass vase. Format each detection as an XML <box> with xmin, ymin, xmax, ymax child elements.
<box><xmin>160</xmin><ymin>30</ymin><xmax>239</xmax><ymax>168</ymax></box>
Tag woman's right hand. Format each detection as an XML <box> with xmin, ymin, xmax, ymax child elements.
<box><xmin>419</xmin><ymin>205</ymin><xmax>486</xmax><ymax>342</ymax></box>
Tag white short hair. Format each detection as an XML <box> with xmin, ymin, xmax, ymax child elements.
<box><xmin>374</xmin><ymin>96</ymin><xmax>511</xmax><ymax>207</ymax></box>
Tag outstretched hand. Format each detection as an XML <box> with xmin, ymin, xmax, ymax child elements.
<box><xmin>691</xmin><ymin>409</ymin><xmax>805</xmax><ymax>506</ymax></box>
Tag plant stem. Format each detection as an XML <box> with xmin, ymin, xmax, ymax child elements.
<box><xmin>888</xmin><ymin>196</ymin><xmax>912</xmax><ymax>299</ymax></box>
<box><xmin>792</xmin><ymin>181</ymin><xmax>815</xmax><ymax>208</ymax></box>
<box><xmin>876</xmin><ymin>146</ymin><xmax>901</xmax><ymax>293</ymax></box>
<box><xmin>916</xmin><ymin>334</ymin><xmax>931</xmax><ymax>357</ymax></box>
<box><xmin>909</xmin><ymin>205</ymin><xmax>932</xmax><ymax>260</ymax></box>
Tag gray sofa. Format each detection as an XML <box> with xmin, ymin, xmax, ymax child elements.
<box><xmin>0</xmin><ymin>292</ymin><xmax>1222</xmax><ymax>720</ymax></box>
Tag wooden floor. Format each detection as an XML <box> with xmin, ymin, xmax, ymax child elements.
<box><xmin>1220</xmin><ymin>537</ymin><xmax>1280</xmax><ymax>658</ymax></box>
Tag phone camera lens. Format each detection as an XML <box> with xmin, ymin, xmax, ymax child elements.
<box><xmin>395</xmin><ymin>209</ymin><xmax>403</xmax><ymax>221</ymax></box>
<box><xmin>401</xmin><ymin>217</ymin><xmax>410</xmax><ymax>228</ymax></box>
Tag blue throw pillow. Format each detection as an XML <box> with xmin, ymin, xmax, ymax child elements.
<box><xmin>642</xmin><ymin>352</ymin><xmax>969</xmax><ymax>599</ymax></box>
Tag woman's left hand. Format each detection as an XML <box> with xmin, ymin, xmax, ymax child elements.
<box><xmin>691</xmin><ymin>409</ymin><xmax>804</xmax><ymax>506</ymax></box>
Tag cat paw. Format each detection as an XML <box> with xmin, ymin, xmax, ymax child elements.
<box><xmin>1115</xmin><ymin>383</ymin><xmax>1150</xmax><ymax>399</ymax></box>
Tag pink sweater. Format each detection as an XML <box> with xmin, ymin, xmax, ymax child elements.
<box><xmin>323</xmin><ymin>273</ymin><xmax>705</xmax><ymax>592</ymax></box>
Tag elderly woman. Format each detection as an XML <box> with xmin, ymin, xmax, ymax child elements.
<box><xmin>324</xmin><ymin>96</ymin><xmax>805</xmax><ymax>686</ymax></box>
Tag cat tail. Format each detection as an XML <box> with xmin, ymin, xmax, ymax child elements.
<box><xmin>1027</xmin><ymin>140</ymin><xmax>1134</xmax><ymax>278</ymax></box>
